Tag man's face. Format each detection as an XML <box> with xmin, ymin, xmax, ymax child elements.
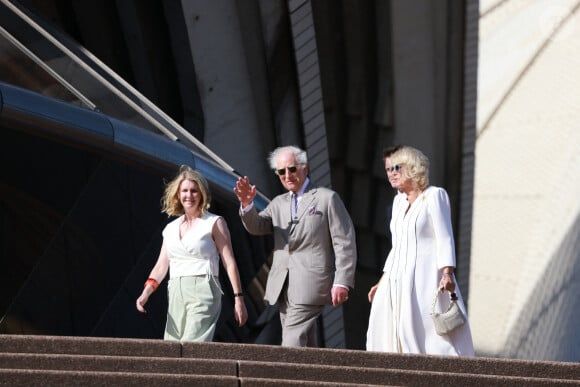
<box><xmin>275</xmin><ymin>151</ymin><xmax>308</xmax><ymax>193</ymax></box>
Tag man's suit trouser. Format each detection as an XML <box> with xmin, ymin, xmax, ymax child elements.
<box><xmin>278</xmin><ymin>288</ymin><xmax>325</xmax><ymax>347</ymax></box>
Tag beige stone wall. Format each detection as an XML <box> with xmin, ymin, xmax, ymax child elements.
<box><xmin>471</xmin><ymin>0</ymin><xmax>580</xmax><ymax>360</ymax></box>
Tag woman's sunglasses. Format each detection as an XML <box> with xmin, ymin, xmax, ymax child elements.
<box><xmin>386</xmin><ymin>164</ymin><xmax>402</xmax><ymax>173</ymax></box>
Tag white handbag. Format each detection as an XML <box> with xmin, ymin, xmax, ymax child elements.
<box><xmin>430</xmin><ymin>289</ymin><xmax>466</xmax><ymax>336</ymax></box>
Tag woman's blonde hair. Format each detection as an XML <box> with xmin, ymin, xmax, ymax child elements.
<box><xmin>390</xmin><ymin>146</ymin><xmax>430</xmax><ymax>191</ymax></box>
<box><xmin>161</xmin><ymin>165</ymin><xmax>211</xmax><ymax>216</ymax></box>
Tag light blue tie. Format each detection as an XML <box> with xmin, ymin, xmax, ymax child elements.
<box><xmin>291</xmin><ymin>192</ymin><xmax>298</xmax><ymax>223</ymax></box>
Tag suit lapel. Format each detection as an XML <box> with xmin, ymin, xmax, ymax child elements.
<box><xmin>298</xmin><ymin>186</ymin><xmax>316</xmax><ymax>220</ymax></box>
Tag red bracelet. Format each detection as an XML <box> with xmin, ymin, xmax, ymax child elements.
<box><xmin>144</xmin><ymin>278</ymin><xmax>159</xmax><ymax>291</ymax></box>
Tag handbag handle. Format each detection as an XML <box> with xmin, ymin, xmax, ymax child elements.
<box><xmin>431</xmin><ymin>288</ymin><xmax>459</xmax><ymax>313</ymax></box>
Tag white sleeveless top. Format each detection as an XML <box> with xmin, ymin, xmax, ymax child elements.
<box><xmin>162</xmin><ymin>212</ymin><xmax>221</xmax><ymax>278</ymax></box>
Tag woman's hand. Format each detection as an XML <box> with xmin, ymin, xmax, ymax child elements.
<box><xmin>439</xmin><ymin>272</ymin><xmax>456</xmax><ymax>293</ymax></box>
<box><xmin>368</xmin><ymin>283</ymin><xmax>379</xmax><ymax>303</ymax></box>
<box><xmin>234</xmin><ymin>298</ymin><xmax>248</xmax><ymax>327</ymax></box>
<box><xmin>136</xmin><ymin>293</ymin><xmax>149</xmax><ymax>313</ymax></box>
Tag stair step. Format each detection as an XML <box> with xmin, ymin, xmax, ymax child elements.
<box><xmin>237</xmin><ymin>360</ymin><xmax>580</xmax><ymax>386</ymax></box>
<box><xmin>0</xmin><ymin>369</ymin><xmax>239</xmax><ymax>387</ymax></box>
<box><xmin>0</xmin><ymin>334</ymin><xmax>179</xmax><ymax>358</ymax></box>
<box><xmin>239</xmin><ymin>377</ymin><xmax>388</xmax><ymax>386</ymax></box>
<box><xmin>0</xmin><ymin>353</ymin><xmax>236</xmax><ymax>375</ymax></box>
<box><xmin>1</xmin><ymin>334</ymin><xmax>579</xmax><ymax>385</ymax></box>
<box><xmin>181</xmin><ymin>341</ymin><xmax>580</xmax><ymax>381</ymax></box>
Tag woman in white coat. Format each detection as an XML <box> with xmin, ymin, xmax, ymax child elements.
<box><xmin>366</xmin><ymin>146</ymin><xmax>474</xmax><ymax>355</ymax></box>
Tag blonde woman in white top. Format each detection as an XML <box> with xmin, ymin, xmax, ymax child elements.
<box><xmin>136</xmin><ymin>165</ymin><xmax>247</xmax><ymax>341</ymax></box>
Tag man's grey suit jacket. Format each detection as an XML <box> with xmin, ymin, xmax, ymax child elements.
<box><xmin>241</xmin><ymin>184</ymin><xmax>357</xmax><ymax>306</ymax></box>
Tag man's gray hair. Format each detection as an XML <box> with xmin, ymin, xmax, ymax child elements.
<box><xmin>268</xmin><ymin>145</ymin><xmax>308</xmax><ymax>169</ymax></box>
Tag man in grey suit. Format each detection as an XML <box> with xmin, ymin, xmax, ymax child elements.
<box><xmin>234</xmin><ymin>145</ymin><xmax>357</xmax><ymax>347</ymax></box>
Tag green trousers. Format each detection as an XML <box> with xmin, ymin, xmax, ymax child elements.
<box><xmin>164</xmin><ymin>275</ymin><xmax>222</xmax><ymax>342</ymax></box>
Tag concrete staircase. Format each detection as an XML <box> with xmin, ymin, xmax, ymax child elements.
<box><xmin>0</xmin><ymin>334</ymin><xmax>579</xmax><ymax>386</ymax></box>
